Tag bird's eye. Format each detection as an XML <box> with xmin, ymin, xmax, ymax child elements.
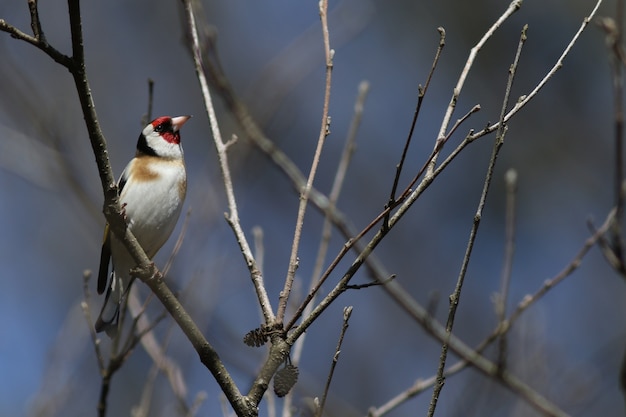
<box><xmin>154</xmin><ymin>124</ymin><xmax>164</xmax><ymax>133</ymax></box>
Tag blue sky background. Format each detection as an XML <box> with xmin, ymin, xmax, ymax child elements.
<box><xmin>1</xmin><ymin>0</ymin><xmax>624</xmax><ymax>416</ymax></box>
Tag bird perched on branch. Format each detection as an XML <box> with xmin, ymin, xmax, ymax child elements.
<box><xmin>95</xmin><ymin>115</ymin><xmax>191</xmax><ymax>337</ymax></box>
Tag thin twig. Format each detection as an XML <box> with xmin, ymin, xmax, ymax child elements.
<box><xmin>186</xmin><ymin>392</ymin><xmax>209</xmax><ymax>417</ymax></box>
<box><xmin>27</xmin><ymin>0</ymin><xmax>44</xmax><ymax>41</ymax></box>
<box><xmin>81</xmin><ymin>270</ymin><xmax>105</xmax><ymax>371</ymax></box>
<box><xmin>132</xmin><ymin>365</ymin><xmax>159</xmax><ymax>417</ymax></box>
<box><xmin>395</xmin><ymin>104</ymin><xmax>481</xmax><ymax>206</ymax></box>
<box><xmin>250</xmin><ymin>226</ymin><xmax>277</xmax><ymax>417</ymax></box>
<box><xmin>504</xmin><ymin>209</ymin><xmax>615</xmax><ymax>327</ymax></box>
<box><xmin>495</xmin><ymin>168</ymin><xmax>518</xmax><ymax>371</ymax></box>
<box><xmin>179</xmin><ymin>1</ymin><xmax>470</xmax><ymax>316</ymax></box>
<box><xmin>383</xmin><ymin>287</ymin><xmax>570</xmax><ymax>417</ymax></box>
<box><xmin>468</xmin><ymin>0</ymin><xmax>604</xmax><ymax>142</ymax></box>
<box><xmin>252</xmin><ymin>226</ymin><xmax>265</xmax><ymax>277</ymax></box>
<box><xmin>284</xmin><ymin>81</ymin><xmax>369</xmax><ymax>415</ymax></box>
<box><xmin>183</xmin><ymin>2</ymin><xmax>293</xmax><ymax>408</ymax></box>
<box><xmin>124</xmin><ymin>213</ymin><xmax>191</xmax><ymax>412</ymax></box>
<box><xmin>284</xmin><ymin>104</ymin><xmax>477</xmax><ymax>336</ymax></box>
<box><xmin>315</xmin><ymin>306</ymin><xmax>353</xmax><ymax>417</ymax></box>
<box><xmin>131</xmin><ymin>295</ymin><xmax>191</xmax><ymax>417</ymax></box>
<box><xmin>183</xmin><ymin>0</ymin><xmax>273</xmax><ymax>326</ymax></box>
<box><xmin>183</xmin><ymin>9</ymin><xmax>357</xmax><ymax>267</ymax></box>
<box><xmin>182</xmin><ymin>2</ymin><xmax>275</xmax><ymax>413</ymax></box>
<box><xmin>312</xmin><ymin>80</ymin><xmax>369</xmax><ymax>289</ymax></box>
<box><xmin>163</xmin><ymin>209</ymin><xmax>191</xmax><ymax>277</ymax></box>
<box><xmin>386</xmin><ymin>27</ymin><xmax>445</xmax><ymax>221</ymax></box>
<box><xmin>345</xmin><ymin>275</ymin><xmax>395</xmax><ymax>290</ymax></box>
<box><xmin>288</xmin><ymin>0</ymin><xmax>597</xmax><ymax>351</ymax></box>
<box><xmin>283</xmin><ymin>102</ymin><xmax>479</xmax><ymax>335</ymax></box>
<box><xmin>427</xmin><ymin>0</ymin><xmax>522</xmax><ymax>176</ymax></box>
<box><xmin>418</xmin><ymin>0</ymin><xmax>602</xmax><ymax>224</ymax></box>
<box><xmin>130</xmin><ymin>293</ymin><xmax>196</xmax><ymax>415</ymax></box>
<box><xmin>482</xmin><ymin>208</ymin><xmax>615</xmax><ymax>356</ymax></box>
<box><xmin>276</xmin><ymin>0</ymin><xmax>335</xmax><ymax>325</ymax></box>
<box><xmin>141</xmin><ymin>78</ymin><xmax>155</xmax><ymax>126</ymax></box>
<box><xmin>599</xmin><ymin>8</ymin><xmax>626</xmax><ymax>274</ymax></box>
<box><xmin>0</xmin><ymin>11</ymin><xmax>71</xmax><ymax>67</ymax></box>
<box><xmin>428</xmin><ymin>23</ymin><xmax>527</xmax><ymax>417</ymax></box>
<box><xmin>366</xmin><ymin>210</ymin><xmax>615</xmax><ymax>417</ymax></box>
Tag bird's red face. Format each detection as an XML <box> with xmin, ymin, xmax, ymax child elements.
<box><xmin>137</xmin><ymin>115</ymin><xmax>191</xmax><ymax>159</ymax></box>
<box><xmin>151</xmin><ymin>116</ymin><xmax>190</xmax><ymax>144</ymax></box>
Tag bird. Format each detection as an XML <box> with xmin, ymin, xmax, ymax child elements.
<box><xmin>95</xmin><ymin>115</ymin><xmax>191</xmax><ymax>337</ymax></box>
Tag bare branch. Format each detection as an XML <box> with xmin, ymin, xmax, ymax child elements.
<box><xmin>598</xmin><ymin>7</ymin><xmax>626</xmax><ymax>274</ymax></box>
<box><xmin>0</xmin><ymin>12</ymin><xmax>71</xmax><ymax>67</ymax></box>
<box><xmin>386</xmin><ymin>27</ymin><xmax>446</xmax><ymax>215</ymax></box>
<box><xmin>181</xmin><ymin>1</ymin><xmax>259</xmax><ymax>413</ymax></box>
<box><xmin>27</xmin><ymin>0</ymin><xmax>44</xmax><ymax>41</ymax></box>
<box><xmin>276</xmin><ymin>0</ymin><xmax>335</xmax><ymax>325</ymax></box>
<box><xmin>81</xmin><ymin>270</ymin><xmax>105</xmax><ymax>371</ymax></box>
<box><xmin>183</xmin><ymin>0</ymin><xmax>273</xmax><ymax>327</ymax></box>
<box><xmin>284</xmin><ymin>100</ymin><xmax>475</xmax><ymax>337</ymax></box>
<box><xmin>368</xmin><ymin>207</ymin><xmax>615</xmax><ymax>417</ymax></box>
<box><xmin>494</xmin><ymin>168</ymin><xmax>518</xmax><ymax>370</ymax></box>
<box><xmin>315</xmin><ymin>306</ymin><xmax>353</xmax><ymax>417</ymax></box>
<box><xmin>285</xmin><ymin>80</ymin><xmax>369</xmax><ymax>414</ymax></box>
<box><xmin>427</xmin><ymin>0</ymin><xmax>522</xmax><ymax>175</ymax></box>
<box><xmin>427</xmin><ymin>23</ymin><xmax>527</xmax><ymax>417</ymax></box>
<box><xmin>396</xmin><ymin>104</ymin><xmax>481</xmax><ymax>206</ymax></box>
<box><xmin>141</xmin><ymin>78</ymin><xmax>155</xmax><ymax>126</ymax></box>
<box><xmin>468</xmin><ymin>0</ymin><xmax>604</xmax><ymax>141</ymax></box>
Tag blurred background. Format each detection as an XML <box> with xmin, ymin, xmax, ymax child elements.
<box><xmin>0</xmin><ymin>0</ymin><xmax>623</xmax><ymax>416</ymax></box>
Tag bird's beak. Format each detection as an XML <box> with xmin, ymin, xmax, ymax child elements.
<box><xmin>171</xmin><ymin>115</ymin><xmax>191</xmax><ymax>132</ymax></box>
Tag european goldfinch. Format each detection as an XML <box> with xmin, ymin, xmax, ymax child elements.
<box><xmin>95</xmin><ymin>115</ymin><xmax>191</xmax><ymax>337</ymax></box>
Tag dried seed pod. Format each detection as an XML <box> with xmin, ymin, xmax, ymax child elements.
<box><xmin>274</xmin><ymin>364</ymin><xmax>299</xmax><ymax>397</ymax></box>
<box><xmin>243</xmin><ymin>327</ymin><xmax>268</xmax><ymax>347</ymax></box>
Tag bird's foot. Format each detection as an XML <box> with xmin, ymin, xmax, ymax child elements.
<box><xmin>121</xmin><ymin>202</ymin><xmax>128</xmax><ymax>222</ymax></box>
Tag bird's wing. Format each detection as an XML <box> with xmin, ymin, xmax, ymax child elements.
<box><xmin>118</xmin><ymin>163</ymin><xmax>130</xmax><ymax>194</ymax></box>
<box><xmin>97</xmin><ymin>224</ymin><xmax>111</xmax><ymax>294</ymax></box>
<box><xmin>97</xmin><ymin>165</ymin><xmax>130</xmax><ymax>294</ymax></box>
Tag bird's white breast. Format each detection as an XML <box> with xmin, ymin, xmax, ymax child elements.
<box><xmin>119</xmin><ymin>156</ymin><xmax>186</xmax><ymax>258</ymax></box>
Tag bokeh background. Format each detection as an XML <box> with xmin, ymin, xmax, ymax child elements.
<box><xmin>0</xmin><ymin>0</ymin><xmax>624</xmax><ymax>416</ymax></box>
